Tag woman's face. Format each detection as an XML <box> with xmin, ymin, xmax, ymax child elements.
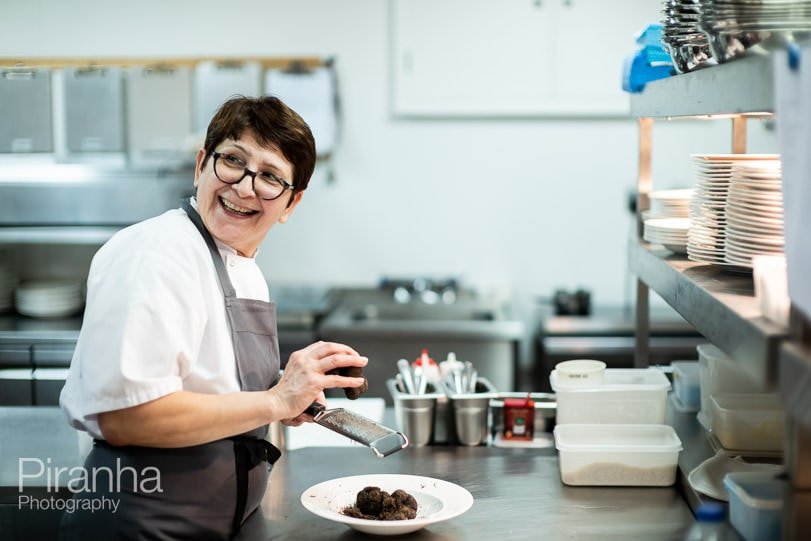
<box><xmin>194</xmin><ymin>131</ymin><xmax>303</xmax><ymax>257</ymax></box>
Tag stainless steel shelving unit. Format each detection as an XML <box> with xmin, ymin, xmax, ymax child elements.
<box><xmin>631</xmin><ymin>54</ymin><xmax>775</xmax><ymax>117</ymax></box>
<box><xmin>630</xmin><ymin>53</ymin><xmax>810</xmax><ymax>539</ymax></box>
<box><xmin>630</xmin><ymin>242</ymin><xmax>787</xmax><ymax>385</ymax></box>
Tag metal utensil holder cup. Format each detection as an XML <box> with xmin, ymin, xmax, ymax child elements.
<box><xmin>442</xmin><ymin>378</ymin><xmax>498</xmax><ymax>446</ymax></box>
<box><xmin>386</xmin><ymin>377</ymin><xmax>498</xmax><ymax>447</ymax></box>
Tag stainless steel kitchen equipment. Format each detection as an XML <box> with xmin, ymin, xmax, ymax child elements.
<box><xmin>319</xmin><ymin>286</ymin><xmax>524</xmax><ymax>404</ymax></box>
<box><xmin>272</xmin><ymin>285</ymin><xmax>335</xmax><ymax>368</ymax></box>
<box><xmin>303</xmin><ymin>402</ymin><xmax>408</xmax><ymax>457</ymax></box>
<box><xmin>0</xmin><ymin>319</ymin><xmax>80</xmax><ymax>406</ymax></box>
<box><xmin>441</xmin><ymin>377</ymin><xmax>497</xmax><ymax>446</ymax></box>
<box><xmin>535</xmin><ymin>305</ymin><xmax>705</xmax><ymax>392</ymax></box>
<box><xmin>386</xmin><ymin>377</ymin><xmax>448</xmax><ymax>446</ymax></box>
<box><xmin>0</xmin><ymin>68</ymin><xmax>53</xmax><ymax>153</ymax></box>
<box><xmin>0</xmin><ymin>167</ymin><xmax>194</xmax><ymax>226</ymax></box>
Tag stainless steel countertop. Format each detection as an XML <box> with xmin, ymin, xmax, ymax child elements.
<box><xmin>260</xmin><ymin>446</ymin><xmax>692</xmax><ymax>540</ymax></box>
<box><xmin>1</xmin><ymin>407</ymin><xmax>694</xmax><ymax>539</ymax></box>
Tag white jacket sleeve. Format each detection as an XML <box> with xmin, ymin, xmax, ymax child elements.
<box><xmin>65</xmin><ymin>243</ymin><xmax>207</xmax><ymax>423</ymax></box>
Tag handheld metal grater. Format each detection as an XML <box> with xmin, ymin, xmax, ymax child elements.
<box><xmin>304</xmin><ymin>403</ymin><xmax>409</xmax><ymax>457</ymax></box>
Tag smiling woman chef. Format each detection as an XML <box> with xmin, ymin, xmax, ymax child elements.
<box><xmin>58</xmin><ymin>96</ymin><xmax>368</xmax><ymax>540</ymax></box>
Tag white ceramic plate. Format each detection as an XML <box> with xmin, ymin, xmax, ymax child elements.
<box><xmin>300</xmin><ymin>474</ymin><xmax>473</xmax><ymax>536</ymax></box>
<box><xmin>688</xmin><ymin>451</ymin><xmax>782</xmax><ymax>501</ymax></box>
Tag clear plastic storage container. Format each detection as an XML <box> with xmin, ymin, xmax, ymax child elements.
<box><xmin>697</xmin><ymin>344</ymin><xmax>763</xmax><ymax>430</ymax></box>
<box><xmin>709</xmin><ymin>394</ymin><xmax>785</xmax><ymax>453</ymax></box>
<box><xmin>550</xmin><ymin>368</ymin><xmax>671</xmax><ymax>424</ymax></box>
<box><xmin>672</xmin><ymin>360</ymin><xmax>700</xmax><ymax>411</ymax></box>
<box><xmin>553</xmin><ymin>424</ymin><xmax>682</xmax><ymax>486</ymax></box>
<box><xmin>724</xmin><ymin>471</ymin><xmax>785</xmax><ymax>541</ymax></box>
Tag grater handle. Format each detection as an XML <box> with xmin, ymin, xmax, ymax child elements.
<box><xmin>304</xmin><ymin>402</ymin><xmax>325</xmax><ymax>417</ymax></box>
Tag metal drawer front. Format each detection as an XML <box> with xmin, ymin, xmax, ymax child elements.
<box><xmin>0</xmin><ymin>68</ymin><xmax>53</xmax><ymax>153</ymax></box>
<box><xmin>31</xmin><ymin>342</ymin><xmax>76</xmax><ymax>368</ymax></box>
<box><xmin>0</xmin><ymin>344</ymin><xmax>32</xmax><ymax>368</ymax></box>
<box><xmin>32</xmin><ymin>368</ymin><xmax>69</xmax><ymax>405</ymax></box>
<box><xmin>63</xmin><ymin>67</ymin><xmax>125</xmax><ymax>152</ymax></box>
<box><xmin>0</xmin><ymin>368</ymin><xmax>33</xmax><ymax>405</ymax></box>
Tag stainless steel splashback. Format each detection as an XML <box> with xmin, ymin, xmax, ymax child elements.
<box><xmin>0</xmin><ymin>166</ymin><xmax>194</xmax><ymax>225</ymax></box>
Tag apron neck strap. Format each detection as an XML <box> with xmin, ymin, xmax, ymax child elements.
<box><xmin>181</xmin><ymin>198</ymin><xmax>237</xmax><ymax>298</ymax></box>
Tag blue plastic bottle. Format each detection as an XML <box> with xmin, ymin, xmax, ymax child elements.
<box><xmin>684</xmin><ymin>503</ymin><xmax>733</xmax><ymax>540</ymax></box>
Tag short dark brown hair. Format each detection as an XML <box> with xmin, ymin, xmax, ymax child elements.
<box><xmin>201</xmin><ymin>95</ymin><xmax>316</xmax><ymax>192</ymax></box>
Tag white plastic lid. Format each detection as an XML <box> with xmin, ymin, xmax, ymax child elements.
<box><xmin>550</xmin><ymin>368</ymin><xmax>671</xmax><ymax>393</ymax></box>
<box><xmin>554</xmin><ymin>424</ymin><xmax>682</xmax><ymax>453</ymax></box>
<box><xmin>710</xmin><ymin>393</ymin><xmax>784</xmax><ymax>412</ymax></box>
<box><xmin>697</xmin><ymin>343</ymin><xmax>730</xmax><ymax>362</ymax></box>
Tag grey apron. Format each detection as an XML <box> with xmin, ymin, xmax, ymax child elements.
<box><xmin>60</xmin><ymin>200</ymin><xmax>282</xmax><ymax>540</ymax></box>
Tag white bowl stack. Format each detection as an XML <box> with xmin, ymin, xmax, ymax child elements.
<box><xmin>0</xmin><ymin>263</ymin><xmax>16</xmax><ymax>313</ymax></box>
<box><xmin>15</xmin><ymin>280</ymin><xmax>84</xmax><ymax>318</ymax></box>
<box><xmin>724</xmin><ymin>160</ymin><xmax>784</xmax><ymax>268</ymax></box>
<box><xmin>643</xmin><ymin>189</ymin><xmax>693</xmax><ymax>254</ymax></box>
<box><xmin>648</xmin><ymin>188</ymin><xmax>693</xmax><ymax>219</ymax></box>
<box><xmin>687</xmin><ymin>154</ymin><xmax>780</xmax><ymax>272</ymax></box>
<box><xmin>644</xmin><ymin>217</ymin><xmax>691</xmax><ymax>254</ymax></box>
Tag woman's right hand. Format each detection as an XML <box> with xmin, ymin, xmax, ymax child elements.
<box><xmin>267</xmin><ymin>341</ymin><xmax>368</xmax><ymax>421</ymax></box>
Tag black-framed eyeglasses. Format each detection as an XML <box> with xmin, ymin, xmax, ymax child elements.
<box><xmin>210</xmin><ymin>151</ymin><xmax>294</xmax><ymax>201</ymax></box>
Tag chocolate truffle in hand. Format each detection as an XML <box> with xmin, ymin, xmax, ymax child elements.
<box><xmin>327</xmin><ymin>365</ymin><xmax>369</xmax><ymax>400</ymax></box>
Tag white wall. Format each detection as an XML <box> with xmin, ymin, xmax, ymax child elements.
<box><xmin>1</xmin><ymin>0</ymin><xmax>779</xmax><ymax>328</ymax></box>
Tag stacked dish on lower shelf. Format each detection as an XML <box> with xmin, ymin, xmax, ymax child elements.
<box><xmin>643</xmin><ymin>189</ymin><xmax>693</xmax><ymax>254</ymax></box>
<box><xmin>14</xmin><ymin>279</ymin><xmax>85</xmax><ymax>318</ymax></box>
<box><xmin>550</xmin><ymin>364</ymin><xmax>682</xmax><ymax>486</ymax></box>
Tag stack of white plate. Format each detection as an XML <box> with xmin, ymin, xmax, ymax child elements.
<box><xmin>644</xmin><ymin>217</ymin><xmax>691</xmax><ymax>254</ymax></box>
<box><xmin>687</xmin><ymin>154</ymin><xmax>779</xmax><ymax>272</ymax></box>
<box><xmin>15</xmin><ymin>280</ymin><xmax>84</xmax><ymax>318</ymax></box>
<box><xmin>0</xmin><ymin>263</ymin><xmax>16</xmax><ymax>313</ymax></box>
<box><xmin>647</xmin><ymin>188</ymin><xmax>693</xmax><ymax>219</ymax></box>
<box><xmin>725</xmin><ymin>160</ymin><xmax>784</xmax><ymax>267</ymax></box>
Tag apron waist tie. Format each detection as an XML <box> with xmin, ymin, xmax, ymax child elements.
<box><xmin>229</xmin><ymin>436</ymin><xmax>282</xmax><ymax>535</ymax></box>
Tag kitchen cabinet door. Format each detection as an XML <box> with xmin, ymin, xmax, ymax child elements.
<box><xmin>392</xmin><ymin>0</ymin><xmax>553</xmax><ymax>116</ymax></box>
<box><xmin>391</xmin><ymin>0</ymin><xmax>660</xmax><ymax>116</ymax></box>
<box><xmin>551</xmin><ymin>0</ymin><xmax>661</xmax><ymax>114</ymax></box>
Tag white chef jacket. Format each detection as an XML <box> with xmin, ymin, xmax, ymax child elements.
<box><xmin>60</xmin><ymin>201</ymin><xmax>270</xmax><ymax>439</ymax></box>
